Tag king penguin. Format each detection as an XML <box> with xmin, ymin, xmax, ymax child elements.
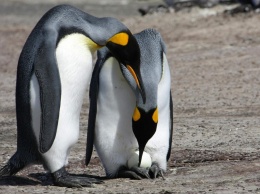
<box><xmin>86</xmin><ymin>28</ymin><xmax>173</xmax><ymax>179</ymax></box>
<box><xmin>0</xmin><ymin>4</ymin><xmax>146</xmax><ymax>187</ymax></box>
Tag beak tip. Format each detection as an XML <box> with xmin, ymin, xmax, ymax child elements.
<box><xmin>138</xmin><ymin>146</ymin><xmax>145</xmax><ymax>168</ymax></box>
<box><xmin>139</xmin><ymin>87</ymin><xmax>146</xmax><ymax>104</ymax></box>
<box><xmin>142</xmin><ymin>92</ymin><xmax>146</xmax><ymax>104</ymax></box>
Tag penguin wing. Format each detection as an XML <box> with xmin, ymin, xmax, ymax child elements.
<box><xmin>85</xmin><ymin>47</ymin><xmax>112</xmax><ymax>166</ymax></box>
<box><xmin>167</xmin><ymin>91</ymin><xmax>173</xmax><ymax>161</ymax></box>
<box><xmin>161</xmin><ymin>35</ymin><xmax>172</xmax><ymax>161</ymax></box>
<box><xmin>34</xmin><ymin>37</ymin><xmax>61</xmax><ymax>154</ymax></box>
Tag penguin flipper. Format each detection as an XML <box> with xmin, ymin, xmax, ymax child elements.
<box><xmin>34</xmin><ymin>37</ymin><xmax>61</xmax><ymax>154</ymax></box>
<box><xmin>85</xmin><ymin>47</ymin><xmax>112</xmax><ymax>166</ymax></box>
<box><xmin>166</xmin><ymin>91</ymin><xmax>173</xmax><ymax>161</ymax></box>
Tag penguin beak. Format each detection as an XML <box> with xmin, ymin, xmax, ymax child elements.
<box><xmin>138</xmin><ymin>143</ymin><xmax>146</xmax><ymax>167</ymax></box>
<box><xmin>132</xmin><ymin>107</ymin><xmax>158</xmax><ymax>167</ymax></box>
<box><xmin>106</xmin><ymin>32</ymin><xmax>146</xmax><ymax>104</ymax></box>
<box><xmin>126</xmin><ymin>65</ymin><xmax>146</xmax><ymax>104</ymax></box>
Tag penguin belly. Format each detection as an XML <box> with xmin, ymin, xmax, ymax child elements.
<box><xmin>30</xmin><ymin>34</ymin><xmax>96</xmax><ymax>172</ymax></box>
<box><xmin>94</xmin><ymin>57</ymin><xmax>137</xmax><ymax>177</ymax></box>
<box><xmin>144</xmin><ymin>54</ymin><xmax>171</xmax><ymax>171</ymax></box>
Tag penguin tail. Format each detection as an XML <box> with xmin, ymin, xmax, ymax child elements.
<box><xmin>0</xmin><ymin>152</ymin><xmax>27</xmax><ymax>176</ymax></box>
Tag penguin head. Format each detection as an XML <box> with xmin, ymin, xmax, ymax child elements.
<box><xmin>132</xmin><ymin>106</ymin><xmax>158</xmax><ymax>167</ymax></box>
<box><xmin>106</xmin><ymin>31</ymin><xmax>146</xmax><ymax>103</ymax></box>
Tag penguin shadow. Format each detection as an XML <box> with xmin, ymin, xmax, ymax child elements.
<box><xmin>0</xmin><ymin>173</ymin><xmax>107</xmax><ymax>186</ymax></box>
<box><xmin>67</xmin><ymin>173</ymin><xmax>107</xmax><ymax>181</ymax></box>
<box><xmin>0</xmin><ymin>174</ymin><xmax>43</xmax><ymax>186</ymax></box>
<box><xmin>0</xmin><ymin>171</ymin><xmax>53</xmax><ymax>186</ymax></box>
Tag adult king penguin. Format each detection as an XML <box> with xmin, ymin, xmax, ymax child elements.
<box><xmin>0</xmin><ymin>4</ymin><xmax>146</xmax><ymax>187</ymax></box>
<box><xmin>86</xmin><ymin>28</ymin><xmax>173</xmax><ymax>179</ymax></box>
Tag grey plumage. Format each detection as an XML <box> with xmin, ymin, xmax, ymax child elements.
<box><xmin>0</xmin><ymin>4</ymin><xmax>145</xmax><ymax>187</ymax></box>
<box><xmin>86</xmin><ymin>28</ymin><xmax>173</xmax><ymax>179</ymax></box>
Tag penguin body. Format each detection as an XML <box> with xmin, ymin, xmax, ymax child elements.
<box><xmin>93</xmin><ymin>56</ymin><xmax>137</xmax><ymax>177</ymax></box>
<box><xmin>30</xmin><ymin>34</ymin><xmax>96</xmax><ymax>172</ymax></box>
<box><xmin>86</xmin><ymin>29</ymin><xmax>173</xmax><ymax>178</ymax></box>
<box><xmin>0</xmin><ymin>4</ymin><xmax>145</xmax><ymax>187</ymax></box>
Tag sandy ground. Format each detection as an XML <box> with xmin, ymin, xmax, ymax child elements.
<box><xmin>1</xmin><ymin>0</ymin><xmax>260</xmax><ymax>193</ymax></box>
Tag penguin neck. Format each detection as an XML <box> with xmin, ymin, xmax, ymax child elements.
<box><xmin>57</xmin><ymin>33</ymin><xmax>101</xmax><ymax>55</ymax></box>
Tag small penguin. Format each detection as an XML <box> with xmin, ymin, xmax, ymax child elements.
<box><xmin>0</xmin><ymin>4</ymin><xmax>146</xmax><ymax>187</ymax></box>
<box><xmin>86</xmin><ymin>29</ymin><xmax>173</xmax><ymax>179</ymax></box>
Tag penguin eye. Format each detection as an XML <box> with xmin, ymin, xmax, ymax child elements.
<box><xmin>152</xmin><ymin>108</ymin><xmax>158</xmax><ymax>123</ymax></box>
<box><xmin>132</xmin><ymin>107</ymin><xmax>141</xmax><ymax>121</ymax></box>
<box><xmin>108</xmin><ymin>32</ymin><xmax>129</xmax><ymax>46</ymax></box>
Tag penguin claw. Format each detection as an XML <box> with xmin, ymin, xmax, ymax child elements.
<box><xmin>54</xmin><ymin>175</ymin><xmax>101</xmax><ymax>188</ymax></box>
<box><xmin>117</xmin><ymin>169</ymin><xmax>142</xmax><ymax>180</ymax></box>
<box><xmin>52</xmin><ymin>167</ymin><xmax>103</xmax><ymax>188</ymax></box>
<box><xmin>149</xmin><ymin>162</ymin><xmax>165</xmax><ymax>180</ymax></box>
<box><xmin>224</xmin><ymin>4</ymin><xmax>253</xmax><ymax>15</ymax></box>
<box><xmin>130</xmin><ymin>166</ymin><xmax>151</xmax><ymax>179</ymax></box>
<box><xmin>117</xmin><ymin>166</ymin><xmax>150</xmax><ymax>179</ymax></box>
<box><xmin>116</xmin><ymin>164</ymin><xmax>166</xmax><ymax>180</ymax></box>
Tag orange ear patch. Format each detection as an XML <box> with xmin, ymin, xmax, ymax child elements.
<box><xmin>152</xmin><ymin>108</ymin><xmax>158</xmax><ymax>123</ymax></box>
<box><xmin>108</xmin><ymin>32</ymin><xmax>129</xmax><ymax>46</ymax></box>
<box><xmin>133</xmin><ymin>107</ymin><xmax>141</xmax><ymax>121</ymax></box>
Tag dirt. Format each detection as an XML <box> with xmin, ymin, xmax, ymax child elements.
<box><xmin>1</xmin><ymin>0</ymin><xmax>260</xmax><ymax>193</ymax></box>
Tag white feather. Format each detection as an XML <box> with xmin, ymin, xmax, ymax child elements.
<box><xmin>94</xmin><ymin>57</ymin><xmax>137</xmax><ymax>177</ymax></box>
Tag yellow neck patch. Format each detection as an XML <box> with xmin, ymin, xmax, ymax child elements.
<box><xmin>152</xmin><ymin>108</ymin><xmax>158</xmax><ymax>123</ymax></box>
<box><xmin>61</xmin><ymin>33</ymin><xmax>102</xmax><ymax>53</ymax></box>
<box><xmin>84</xmin><ymin>37</ymin><xmax>102</xmax><ymax>52</ymax></box>
<box><xmin>108</xmin><ymin>32</ymin><xmax>129</xmax><ymax>46</ymax></box>
<box><xmin>133</xmin><ymin>107</ymin><xmax>141</xmax><ymax>121</ymax></box>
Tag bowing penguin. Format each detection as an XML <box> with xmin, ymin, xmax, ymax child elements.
<box><xmin>0</xmin><ymin>4</ymin><xmax>146</xmax><ymax>187</ymax></box>
<box><xmin>86</xmin><ymin>28</ymin><xmax>173</xmax><ymax>179</ymax></box>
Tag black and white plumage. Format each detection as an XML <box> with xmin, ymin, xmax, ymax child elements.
<box><xmin>86</xmin><ymin>29</ymin><xmax>173</xmax><ymax>179</ymax></box>
<box><xmin>0</xmin><ymin>4</ymin><xmax>145</xmax><ymax>187</ymax></box>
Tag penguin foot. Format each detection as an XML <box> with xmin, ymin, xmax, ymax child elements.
<box><xmin>52</xmin><ymin>167</ymin><xmax>103</xmax><ymax>188</ymax></box>
<box><xmin>130</xmin><ymin>166</ymin><xmax>151</xmax><ymax>179</ymax></box>
<box><xmin>117</xmin><ymin>166</ymin><xmax>150</xmax><ymax>179</ymax></box>
<box><xmin>224</xmin><ymin>4</ymin><xmax>253</xmax><ymax>15</ymax></box>
<box><xmin>0</xmin><ymin>164</ymin><xmax>13</xmax><ymax>176</ymax></box>
<box><xmin>0</xmin><ymin>162</ymin><xmax>22</xmax><ymax>176</ymax></box>
<box><xmin>149</xmin><ymin>162</ymin><xmax>165</xmax><ymax>179</ymax></box>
